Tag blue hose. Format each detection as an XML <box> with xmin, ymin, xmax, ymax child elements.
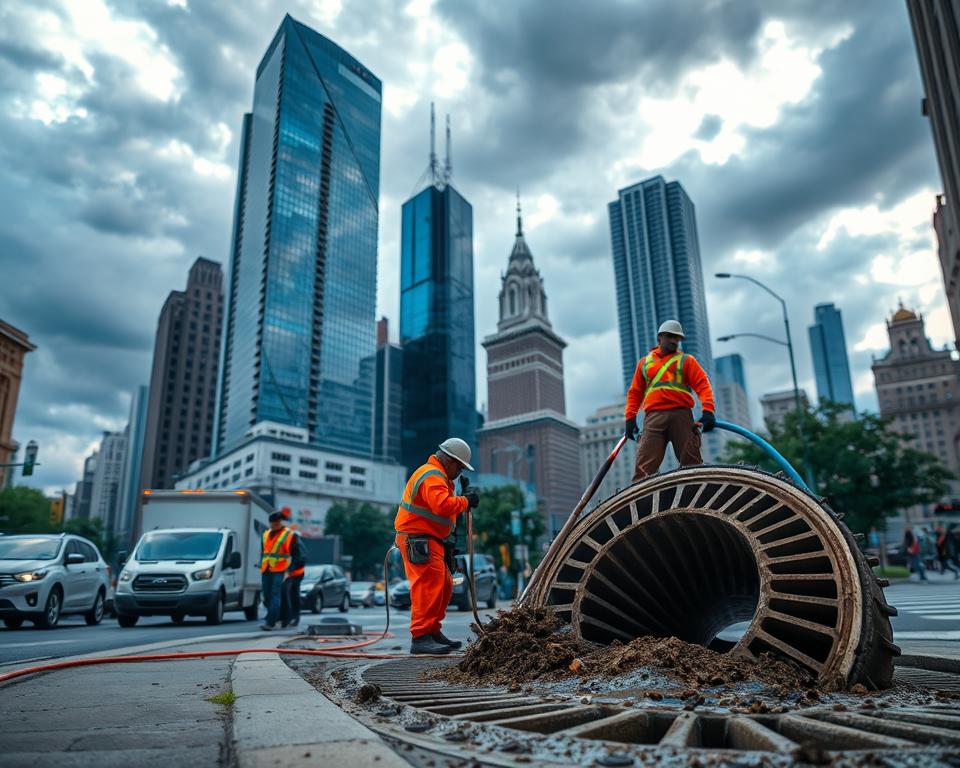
<box><xmin>714</xmin><ymin>419</ymin><xmax>812</xmax><ymax>494</ymax></box>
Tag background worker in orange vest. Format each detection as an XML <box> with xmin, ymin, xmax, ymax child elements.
<box><xmin>395</xmin><ymin>437</ymin><xmax>480</xmax><ymax>655</ymax></box>
<box><xmin>279</xmin><ymin>507</ymin><xmax>305</xmax><ymax>628</ymax></box>
<box><xmin>260</xmin><ymin>511</ymin><xmax>292</xmax><ymax>631</ymax></box>
<box><xmin>624</xmin><ymin>320</ymin><xmax>716</xmax><ymax>481</ymax></box>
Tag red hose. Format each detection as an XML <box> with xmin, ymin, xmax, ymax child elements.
<box><xmin>0</xmin><ymin>633</ymin><xmax>453</xmax><ymax>685</ymax></box>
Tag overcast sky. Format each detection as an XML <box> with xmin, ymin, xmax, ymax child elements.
<box><xmin>0</xmin><ymin>0</ymin><xmax>948</xmax><ymax>494</ymax></box>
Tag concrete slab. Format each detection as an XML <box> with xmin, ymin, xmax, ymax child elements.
<box><xmin>238</xmin><ymin>740</ymin><xmax>411</xmax><ymax>768</ymax></box>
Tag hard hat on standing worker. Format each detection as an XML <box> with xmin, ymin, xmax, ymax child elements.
<box><xmin>438</xmin><ymin>437</ymin><xmax>474</xmax><ymax>471</ymax></box>
<box><xmin>657</xmin><ymin>320</ymin><xmax>685</xmax><ymax>338</ymax></box>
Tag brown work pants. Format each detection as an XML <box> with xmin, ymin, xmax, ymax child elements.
<box><xmin>632</xmin><ymin>408</ymin><xmax>703</xmax><ymax>481</ymax></box>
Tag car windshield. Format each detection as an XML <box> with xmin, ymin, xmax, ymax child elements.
<box><xmin>303</xmin><ymin>565</ymin><xmax>327</xmax><ymax>580</ymax></box>
<box><xmin>0</xmin><ymin>537</ymin><xmax>62</xmax><ymax>560</ymax></box>
<box><xmin>136</xmin><ymin>532</ymin><xmax>223</xmax><ymax>561</ymax></box>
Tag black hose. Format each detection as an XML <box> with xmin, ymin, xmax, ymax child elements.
<box><xmin>465</xmin><ymin>508</ymin><xmax>486</xmax><ymax>634</ymax></box>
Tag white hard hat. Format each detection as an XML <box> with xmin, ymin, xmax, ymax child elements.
<box><xmin>438</xmin><ymin>437</ymin><xmax>474</xmax><ymax>471</ymax></box>
<box><xmin>657</xmin><ymin>320</ymin><xmax>685</xmax><ymax>338</ymax></box>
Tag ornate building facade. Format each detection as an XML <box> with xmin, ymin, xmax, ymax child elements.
<box><xmin>477</xmin><ymin>203</ymin><xmax>581</xmax><ymax>535</ymax></box>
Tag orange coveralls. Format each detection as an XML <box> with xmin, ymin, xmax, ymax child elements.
<box><xmin>394</xmin><ymin>456</ymin><xmax>468</xmax><ymax>638</ymax></box>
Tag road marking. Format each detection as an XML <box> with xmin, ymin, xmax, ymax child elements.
<box><xmin>0</xmin><ymin>639</ymin><xmax>77</xmax><ymax>649</ymax></box>
<box><xmin>894</xmin><ymin>630</ymin><xmax>960</xmax><ymax>640</ymax></box>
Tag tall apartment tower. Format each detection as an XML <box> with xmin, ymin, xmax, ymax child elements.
<box><xmin>872</xmin><ymin>305</ymin><xmax>960</xmax><ymax>484</ymax></box>
<box><xmin>0</xmin><ymin>320</ymin><xmax>35</xmax><ymax>488</ymax></box>
<box><xmin>714</xmin><ymin>353</ymin><xmax>752</xmax><ymax>431</ymax></box>
<box><xmin>214</xmin><ymin>16</ymin><xmax>382</xmax><ymax>458</ymax></box>
<box><xmin>477</xmin><ymin>203</ymin><xmax>581</xmax><ymax>535</ymax></box>
<box><xmin>580</xmin><ymin>403</ymin><xmax>638</xmax><ymax>503</ymax></box>
<box><xmin>399</xmin><ymin>106</ymin><xmax>475</xmax><ymax>471</ymax></box>
<box><xmin>89</xmin><ymin>430</ymin><xmax>126</xmax><ymax>526</ymax></box>
<box><xmin>809</xmin><ymin>302</ymin><xmax>856</xmax><ymax>410</ymax></box>
<box><xmin>72</xmin><ymin>450</ymin><xmax>97</xmax><ymax>520</ymax></box>
<box><xmin>374</xmin><ymin>318</ymin><xmax>403</xmax><ymax>464</ymax></box>
<box><xmin>116</xmin><ymin>385</ymin><xmax>148</xmax><ymax>545</ymax></box>
<box><xmin>140</xmin><ymin>257</ymin><xmax>224</xmax><ymax>492</ymax></box>
<box><xmin>907</xmin><ymin>1</ymin><xmax>960</xmax><ymax>347</ymax></box>
<box><xmin>608</xmin><ymin>175</ymin><xmax>714</xmax><ymax>390</ymax></box>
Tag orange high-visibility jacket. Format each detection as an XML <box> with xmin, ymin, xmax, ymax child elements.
<box><xmin>625</xmin><ymin>347</ymin><xmax>716</xmax><ymax>420</ymax></box>
<box><xmin>394</xmin><ymin>455</ymin><xmax>468</xmax><ymax>539</ymax></box>
<box><xmin>260</xmin><ymin>527</ymin><xmax>293</xmax><ymax>573</ymax></box>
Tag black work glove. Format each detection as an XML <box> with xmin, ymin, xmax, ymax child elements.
<box><xmin>464</xmin><ymin>489</ymin><xmax>480</xmax><ymax>508</ymax></box>
<box><xmin>624</xmin><ymin>415</ymin><xmax>637</xmax><ymax>441</ymax></box>
<box><xmin>698</xmin><ymin>411</ymin><xmax>716</xmax><ymax>432</ymax></box>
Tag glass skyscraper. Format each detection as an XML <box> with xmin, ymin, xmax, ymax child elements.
<box><xmin>809</xmin><ymin>302</ymin><xmax>855</xmax><ymax>410</ymax></box>
<box><xmin>399</xmin><ymin>181</ymin><xmax>475</xmax><ymax>472</ymax></box>
<box><xmin>609</xmin><ymin>176</ymin><xmax>714</xmax><ymax>389</ymax></box>
<box><xmin>715</xmin><ymin>354</ymin><xmax>747</xmax><ymax>392</ymax></box>
<box><xmin>214</xmin><ymin>16</ymin><xmax>382</xmax><ymax>457</ymax></box>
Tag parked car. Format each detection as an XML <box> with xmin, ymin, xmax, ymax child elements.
<box><xmin>389</xmin><ymin>580</ymin><xmax>411</xmax><ymax>610</ymax></box>
<box><xmin>300</xmin><ymin>564</ymin><xmax>349</xmax><ymax>613</ymax></box>
<box><xmin>451</xmin><ymin>553</ymin><xmax>497</xmax><ymax>611</ymax></box>
<box><xmin>349</xmin><ymin>581</ymin><xmax>375</xmax><ymax>608</ymax></box>
<box><xmin>0</xmin><ymin>534</ymin><xmax>111</xmax><ymax>629</ymax></box>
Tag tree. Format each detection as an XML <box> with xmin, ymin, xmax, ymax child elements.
<box><xmin>469</xmin><ymin>484</ymin><xmax>545</xmax><ymax>568</ymax></box>
<box><xmin>0</xmin><ymin>486</ymin><xmax>54</xmax><ymax>534</ymax></box>
<box><xmin>722</xmin><ymin>402</ymin><xmax>952</xmax><ymax>534</ymax></box>
<box><xmin>324</xmin><ymin>501</ymin><xmax>394</xmax><ymax>578</ymax></box>
<box><xmin>63</xmin><ymin>517</ymin><xmax>121</xmax><ymax>562</ymax></box>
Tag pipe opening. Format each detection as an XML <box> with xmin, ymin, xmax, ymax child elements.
<box><xmin>578</xmin><ymin>513</ymin><xmax>760</xmax><ymax>649</ymax></box>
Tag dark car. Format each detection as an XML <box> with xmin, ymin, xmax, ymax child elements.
<box><xmin>451</xmin><ymin>553</ymin><xmax>497</xmax><ymax>611</ymax></box>
<box><xmin>299</xmin><ymin>564</ymin><xmax>349</xmax><ymax>613</ymax></box>
<box><xmin>389</xmin><ymin>579</ymin><xmax>411</xmax><ymax>610</ymax></box>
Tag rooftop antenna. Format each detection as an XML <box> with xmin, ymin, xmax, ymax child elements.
<box><xmin>429</xmin><ymin>101</ymin><xmax>438</xmax><ymax>186</ymax></box>
<box><xmin>444</xmin><ymin>113</ymin><xmax>452</xmax><ymax>184</ymax></box>
<box><xmin>516</xmin><ymin>188</ymin><xmax>523</xmax><ymax>236</ymax></box>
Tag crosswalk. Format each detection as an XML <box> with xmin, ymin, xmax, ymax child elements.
<box><xmin>884</xmin><ymin>582</ymin><xmax>960</xmax><ymax>622</ymax></box>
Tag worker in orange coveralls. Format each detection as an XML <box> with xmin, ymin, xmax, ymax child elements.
<box><xmin>625</xmin><ymin>320</ymin><xmax>716</xmax><ymax>481</ymax></box>
<box><xmin>395</xmin><ymin>438</ymin><xmax>480</xmax><ymax>654</ymax></box>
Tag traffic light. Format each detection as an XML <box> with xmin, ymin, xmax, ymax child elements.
<box><xmin>22</xmin><ymin>440</ymin><xmax>38</xmax><ymax>477</ymax></box>
<box><xmin>49</xmin><ymin>495</ymin><xmax>65</xmax><ymax>526</ymax></box>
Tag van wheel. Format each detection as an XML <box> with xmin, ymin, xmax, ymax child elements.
<box><xmin>36</xmin><ymin>587</ymin><xmax>62</xmax><ymax>629</ymax></box>
<box><xmin>3</xmin><ymin>618</ymin><xmax>24</xmax><ymax>629</ymax></box>
<box><xmin>85</xmin><ymin>590</ymin><xmax>105</xmax><ymax>625</ymax></box>
<box><xmin>171</xmin><ymin>612</ymin><xmax>186</xmax><ymax>624</ymax></box>
<box><xmin>117</xmin><ymin>614</ymin><xmax>138</xmax><ymax>628</ymax></box>
<box><xmin>244</xmin><ymin>594</ymin><xmax>259</xmax><ymax>621</ymax></box>
<box><xmin>206</xmin><ymin>593</ymin><xmax>225</xmax><ymax>625</ymax></box>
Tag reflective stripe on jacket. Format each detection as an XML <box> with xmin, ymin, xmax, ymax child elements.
<box><xmin>394</xmin><ymin>455</ymin><xmax>468</xmax><ymax>539</ymax></box>
<box><xmin>625</xmin><ymin>347</ymin><xmax>716</xmax><ymax>418</ymax></box>
<box><xmin>261</xmin><ymin>527</ymin><xmax>292</xmax><ymax>573</ymax></box>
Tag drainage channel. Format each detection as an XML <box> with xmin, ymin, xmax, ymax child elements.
<box><xmin>313</xmin><ymin>657</ymin><xmax>960</xmax><ymax>766</ymax></box>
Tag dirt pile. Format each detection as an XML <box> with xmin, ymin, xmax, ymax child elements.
<box><xmin>438</xmin><ymin>606</ymin><xmax>817</xmax><ymax>691</ymax></box>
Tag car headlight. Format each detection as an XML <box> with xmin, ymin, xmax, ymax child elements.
<box><xmin>14</xmin><ymin>569</ymin><xmax>48</xmax><ymax>583</ymax></box>
<box><xmin>119</xmin><ymin>569</ymin><xmax>134</xmax><ymax>582</ymax></box>
<box><xmin>452</xmin><ymin>574</ymin><xmax>464</xmax><ymax>586</ymax></box>
<box><xmin>191</xmin><ymin>567</ymin><xmax>214</xmax><ymax>581</ymax></box>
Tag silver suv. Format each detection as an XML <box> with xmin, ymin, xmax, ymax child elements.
<box><xmin>0</xmin><ymin>534</ymin><xmax>112</xmax><ymax>629</ymax></box>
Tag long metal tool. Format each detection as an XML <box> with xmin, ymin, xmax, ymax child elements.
<box><xmin>518</xmin><ymin>435</ymin><xmax>628</xmax><ymax>604</ymax></box>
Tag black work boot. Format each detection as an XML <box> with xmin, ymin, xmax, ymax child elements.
<box><xmin>410</xmin><ymin>634</ymin><xmax>451</xmax><ymax>655</ymax></box>
<box><xmin>431</xmin><ymin>630</ymin><xmax>462</xmax><ymax>650</ymax></box>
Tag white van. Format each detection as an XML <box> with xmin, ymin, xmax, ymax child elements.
<box><xmin>114</xmin><ymin>490</ymin><xmax>271</xmax><ymax>627</ymax></box>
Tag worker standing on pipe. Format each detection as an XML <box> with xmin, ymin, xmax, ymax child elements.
<box><xmin>395</xmin><ymin>438</ymin><xmax>480</xmax><ymax>655</ymax></box>
<box><xmin>625</xmin><ymin>320</ymin><xmax>716</xmax><ymax>481</ymax></box>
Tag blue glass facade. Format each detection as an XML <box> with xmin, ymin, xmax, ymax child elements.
<box><xmin>399</xmin><ymin>184</ymin><xmax>476</xmax><ymax>471</ymax></box>
<box><xmin>808</xmin><ymin>303</ymin><xmax>855</xmax><ymax>410</ymax></box>
<box><xmin>715</xmin><ymin>354</ymin><xmax>747</xmax><ymax>393</ymax></box>
<box><xmin>609</xmin><ymin>176</ymin><xmax>714</xmax><ymax>389</ymax></box>
<box><xmin>215</xmin><ymin>16</ymin><xmax>381</xmax><ymax>457</ymax></box>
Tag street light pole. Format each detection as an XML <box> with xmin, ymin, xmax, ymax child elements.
<box><xmin>716</xmin><ymin>273</ymin><xmax>815</xmax><ymax>491</ymax></box>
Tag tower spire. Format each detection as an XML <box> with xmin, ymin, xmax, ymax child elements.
<box><xmin>429</xmin><ymin>102</ymin><xmax>438</xmax><ymax>185</ymax></box>
<box><xmin>516</xmin><ymin>189</ymin><xmax>523</xmax><ymax>237</ymax></box>
<box><xmin>444</xmin><ymin>113</ymin><xmax>452</xmax><ymax>183</ymax></box>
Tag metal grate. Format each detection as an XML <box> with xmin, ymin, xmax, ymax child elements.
<box><xmin>132</xmin><ymin>574</ymin><xmax>188</xmax><ymax>592</ymax></box>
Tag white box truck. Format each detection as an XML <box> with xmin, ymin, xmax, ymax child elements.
<box><xmin>114</xmin><ymin>490</ymin><xmax>272</xmax><ymax>627</ymax></box>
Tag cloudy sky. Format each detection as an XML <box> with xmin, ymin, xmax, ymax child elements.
<box><xmin>0</xmin><ymin>0</ymin><xmax>949</xmax><ymax>494</ymax></box>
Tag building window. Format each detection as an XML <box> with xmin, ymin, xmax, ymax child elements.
<box><xmin>350</xmin><ymin>478</ymin><xmax>365</xmax><ymax>488</ymax></box>
<box><xmin>299</xmin><ymin>470</ymin><xmax>317</xmax><ymax>480</ymax></box>
<box><xmin>233</xmin><ymin>460</ymin><xmax>241</xmax><ymax>469</ymax></box>
<box><xmin>325</xmin><ymin>474</ymin><xmax>342</xmax><ymax>484</ymax></box>
<box><xmin>350</xmin><ymin>466</ymin><xmax>366</xmax><ymax>475</ymax></box>
<box><xmin>271</xmin><ymin>452</ymin><xmax>291</xmax><ymax>462</ymax></box>
<box><xmin>300</xmin><ymin>457</ymin><xmax>318</xmax><ymax>467</ymax></box>
<box><xmin>325</xmin><ymin>461</ymin><xmax>343</xmax><ymax>471</ymax></box>
<box><xmin>245</xmin><ymin>453</ymin><xmax>254</xmax><ymax>463</ymax></box>
<box><xmin>232</xmin><ymin>473</ymin><xmax>240</xmax><ymax>482</ymax></box>
<box><xmin>244</xmin><ymin>467</ymin><xmax>253</xmax><ymax>477</ymax></box>
<box><xmin>271</xmin><ymin>466</ymin><xmax>291</xmax><ymax>476</ymax></box>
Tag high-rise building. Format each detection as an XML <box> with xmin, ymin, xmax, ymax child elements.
<box><xmin>477</xmin><ymin>203</ymin><xmax>581</xmax><ymax>535</ymax></box>
<box><xmin>89</xmin><ymin>430</ymin><xmax>126</xmax><ymax>526</ymax></box>
<box><xmin>140</xmin><ymin>258</ymin><xmax>223</xmax><ymax>494</ymax></box>
<box><xmin>116</xmin><ymin>385</ymin><xmax>148</xmax><ymax>545</ymax></box>
<box><xmin>808</xmin><ymin>303</ymin><xmax>856</xmax><ymax>410</ymax></box>
<box><xmin>399</xmin><ymin>107</ymin><xmax>475</xmax><ymax>471</ymax></box>
<box><xmin>715</xmin><ymin>354</ymin><xmax>747</xmax><ymax>392</ymax></box>
<box><xmin>0</xmin><ymin>320</ymin><xmax>35</xmax><ymax>487</ymax></box>
<box><xmin>72</xmin><ymin>450</ymin><xmax>97</xmax><ymax>520</ymax></box>
<box><xmin>608</xmin><ymin>175</ymin><xmax>714</xmax><ymax>390</ymax></box>
<box><xmin>373</xmin><ymin>318</ymin><xmax>403</xmax><ymax>463</ymax></box>
<box><xmin>215</xmin><ymin>16</ymin><xmax>382</xmax><ymax>458</ymax></box>
<box><xmin>580</xmin><ymin>403</ymin><xmax>638</xmax><ymax>503</ymax></box>
<box><xmin>761</xmin><ymin>389</ymin><xmax>809</xmax><ymax>431</ymax></box>
<box><xmin>872</xmin><ymin>305</ymin><xmax>960</xmax><ymax>484</ymax></box>
<box><xmin>907</xmin><ymin>1</ymin><xmax>960</xmax><ymax>347</ymax></box>
<box><xmin>714</xmin><ymin>353</ymin><xmax>752</xmax><ymax>433</ymax></box>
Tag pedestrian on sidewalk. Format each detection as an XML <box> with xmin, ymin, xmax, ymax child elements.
<box><xmin>904</xmin><ymin>526</ymin><xmax>928</xmax><ymax>582</ymax></box>
<box><xmin>260</xmin><ymin>511</ymin><xmax>293</xmax><ymax>630</ymax></box>
<box><xmin>936</xmin><ymin>523</ymin><xmax>960</xmax><ymax>579</ymax></box>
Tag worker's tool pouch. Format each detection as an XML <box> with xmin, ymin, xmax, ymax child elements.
<box><xmin>404</xmin><ymin>534</ymin><xmax>432</xmax><ymax>565</ymax></box>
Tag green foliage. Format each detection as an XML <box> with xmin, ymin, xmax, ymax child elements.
<box><xmin>63</xmin><ymin>517</ymin><xmax>121</xmax><ymax>562</ymax></box>
<box><xmin>722</xmin><ymin>401</ymin><xmax>952</xmax><ymax>534</ymax></box>
<box><xmin>206</xmin><ymin>691</ymin><xmax>236</xmax><ymax>707</ymax></box>
<box><xmin>324</xmin><ymin>501</ymin><xmax>394</xmax><ymax>578</ymax></box>
<box><xmin>469</xmin><ymin>484</ymin><xmax>545</xmax><ymax>568</ymax></box>
<box><xmin>0</xmin><ymin>486</ymin><xmax>54</xmax><ymax>534</ymax></box>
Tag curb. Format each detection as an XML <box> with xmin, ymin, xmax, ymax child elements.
<box><xmin>897</xmin><ymin>654</ymin><xmax>960</xmax><ymax>675</ymax></box>
<box><xmin>230</xmin><ymin>642</ymin><xmax>410</xmax><ymax>768</ymax></box>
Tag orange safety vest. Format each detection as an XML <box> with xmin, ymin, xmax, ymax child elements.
<box><xmin>288</xmin><ymin>531</ymin><xmax>304</xmax><ymax>578</ymax></box>
<box><xmin>394</xmin><ymin>460</ymin><xmax>457</xmax><ymax>539</ymax></box>
<box><xmin>261</xmin><ymin>527</ymin><xmax>292</xmax><ymax>573</ymax></box>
